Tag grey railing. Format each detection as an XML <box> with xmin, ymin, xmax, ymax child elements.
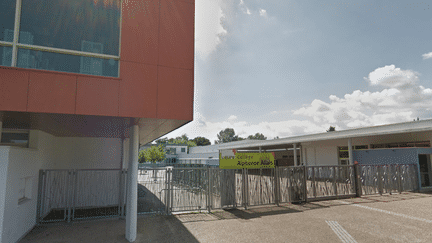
<box><xmin>37</xmin><ymin>169</ymin><xmax>127</xmax><ymax>223</ymax></box>
<box><xmin>37</xmin><ymin>164</ymin><xmax>420</xmax><ymax>223</ymax></box>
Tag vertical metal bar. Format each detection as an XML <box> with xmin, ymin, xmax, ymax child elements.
<box><xmin>378</xmin><ymin>166</ymin><xmax>383</xmax><ymax>195</ymax></box>
<box><xmin>303</xmin><ymin>166</ymin><xmax>307</xmax><ymax>202</ymax></box>
<box><xmin>397</xmin><ymin>165</ymin><xmax>402</xmax><ymax>194</ymax></box>
<box><xmin>118</xmin><ymin>170</ymin><xmax>122</xmax><ymax>216</ymax></box>
<box><xmin>36</xmin><ymin>170</ymin><xmax>44</xmax><ymax>224</ymax></box>
<box><xmin>170</xmin><ymin>169</ymin><xmax>174</xmax><ymax>214</ymax></box>
<box><xmin>65</xmin><ymin>171</ymin><xmax>71</xmax><ymax>222</ymax></box>
<box><xmin>334</xmin><ymin>166</ymin><xmax>338</xmax><ymax>197</ymax></box>
<box><xmin>312</xmin><ymin>167</ymin><xmax>316</xmax><ymax>198</ymax></box>
<box><xmin>259</xmin><ymin>168</ymin><xmax>262</xmax><ymax>205</ymax></box>
<box><xmin>207</xmin><ymin>166</ymin><xmax>212</xmax><ymax>213</ymax></box>
<box><xmin>275</xmin><ymin>167</ymin><xmax>279</xmax><ymax>206</ymax></box>
<box><xmin>353</xmin><ymin>164</ymin><xmax>361</xmax><ymax>197</ymax></box>
<box><xmin>72</xmin><ymin>170</ymin><xmax>79</xmax><ymax>222</ymax></box>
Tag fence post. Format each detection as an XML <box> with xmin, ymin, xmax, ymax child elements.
<box><xmin>207</xmin><ymin>166</ymin><xmax>211</xmax><ymax>213</ymax></box>
<box><xmin>353</xmin><ymin>164</ymin><xmax>362</xmax><ymax>197</ymax></box>
<box><xmin>165</xmin><ymin>168</ymin><xmax>171</xmax><ymax>215</ymax></box>
<box><xmin>275</xmin><ymin>167</ymin><xmax>280</xmax><ymax>206</ymax></box>
<box><xmin>397</xmin><ymin>165</ymin><xmax>402</xmax><ymax>194</ymax></box>
<box><xmin>312</xmin><ymin>167</ymin><xmax>316</xmax><ymax>199</ymax></box>
<box><xmin>303</xmin><ymin>166</ymin><xmax>308</xmax><ymax>203</ymax></box>
<box><xmin>378</xmin><ymin>166</ymin><xmax>383</xmax><ymax>195</ymax></box>
<box><xmin>333</xmin><ymin>166</ymin><xmax>338</xmax><ymax>197</ymax></box>
<box><xmin>243</xmin><ymin>169</ymin><xmax>248</xmax><ymax>210</ymax></box>
<box><xmin>36</xmin><ymin>170</ymin><xmax>45</xmax><ymax>224</ymax></box>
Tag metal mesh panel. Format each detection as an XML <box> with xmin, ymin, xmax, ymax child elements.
<box><xmin>314</xmin><ymin>166</ymin><xmax>336</xmax><ymax>197</ymax></box>
<box><xmin>137</xmin><ymin>168</ymin><xmax>167</xmax><ymax>214</ymax></box>
<box><xmin>360</xmin><ymin>164</ymin><xmax>419</xmax><ymax>195</ymax></box>
<box><xmin>247</xmin><ymin>168</ymin><xmax>275</xmax><ymax>206</ymax></box>
<box><xmin>278</xmin><ymin>166</ymin><xmax>305</xmax><ymax>203</ymax></box>
<box><xmin>170</xmin><ymin>168</ymin><xmax>208</xmax><ymax>212</ymax></box>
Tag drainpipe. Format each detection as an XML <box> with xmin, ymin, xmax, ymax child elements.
<box><xmin>348</xmin><ymin>138</ymin><xmax>353</xmax><ymax>165</ymax></box>
<box><xmin>125</xmin><ymin>123</ymin><xmax>139</xmax><ymax>242</ymax></box>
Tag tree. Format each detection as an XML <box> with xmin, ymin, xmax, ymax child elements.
<box><xmin>192</xmin><ymin>136</ymin><xmax>211</xmax><ymax>146</ymax></box>
<box><xmin>214</xmin><ymin>128</ymin><xmax>242</xmax><ymax>144</ymax></box>
<box><xmin>139</xmin><ymin>145</ymin><xmax>166</xmax><ymax>163</ymax></box>
<box><xmin>247</xmin><ymin>133</ymin><xmax>267</xmax><ymax>140</ymax></box>
<box><xmin>327</xmin><ymin>126</ymin><xmax>336</xmax><ymax>132</ymax></box>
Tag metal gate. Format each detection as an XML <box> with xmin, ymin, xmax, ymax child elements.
<box><xmin>37</xmin><ymin>169</ymin><xmax>127</xmax><ymax>223</ymax></box>
<box><xmin>37</xmin><ymin>164</ymin><xmax>420</xmax><ymax>223</ymax></box>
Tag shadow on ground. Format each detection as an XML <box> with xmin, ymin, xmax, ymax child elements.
<box><xmin>137</xmin><ymin>183</ymin><xmax>166</xmax><ymax>213</ymax></box>
<box><xmin>20</xmin><ymin>214</ymin><xmax>200</xmax><ymax>243</ymax></box>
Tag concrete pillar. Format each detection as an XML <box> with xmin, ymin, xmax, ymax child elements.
<box><xmin>125</xmin><ymin>124</ymin><xmax>139</xmax><ymax>242</ymax></box>
<box><xmin>293</xmin><ymin>144</ymin><xmax>298</xmax><ymax>166</ymax></box>
<box><xmin>259</xmin><ymin>146</ymin><xmax>262</xmax><ymax>153</ymax></box>
<box><xmin>348</xmin><ymin>138</ymin><xmax>353</xmax><ymax>165</ymax></box>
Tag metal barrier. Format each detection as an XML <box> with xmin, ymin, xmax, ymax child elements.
<box><xmin>37</xmin><ymin>169</ymin><xmax>126</xmax><ymax>223</ymax></box>
<box><xmin>305</xmin><ymin>166</ymin><xmax>356</xmax><ymax>201</ymax></box>
<box><xmin>37</xmin><ymin>164</ymin><xmax>420</xmax><ymax>223</ymax></box>
<box><xmin>359</xmin><ymin>164</ymin><xmax>418</xmax><ymax>195</ymax></box>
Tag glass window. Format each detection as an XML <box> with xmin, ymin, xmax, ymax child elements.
<box><xmin>1</xmin><ymin>131</ymin><xmax>29</xmax><ymax>147</ymax></box>
<box><xmin>0</xmin><ymin>46</ymin><xmax>13</xmax><ymax>67</ymax></box>
<box><xmin>17</xmin><ymin>49</ymin><xmax>118</xmax><ymax>77</ymax></box>
<box><xmin>0</xmin><ymin>0</ymin><xmax>16</xmax><ymax>42</ymax></box>
<box><xmin>20</xmin><ymin>0</ymin><xmax>121</xmax><ymax>56</ymax></box>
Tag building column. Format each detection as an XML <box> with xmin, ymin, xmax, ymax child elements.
<box><xmin>125</xmin><ymin>124</ymin><xmax>139</xmax><ymax>242</ymax></box>
<box><xmin>348</xmin><ymin>138</ymin><xmax>353</xmax><ymax>165</ymax></box>
<box><xmin>293</xmin><ymin>144</ymin><xmax>298</xmax><ymax>166</ymax></box>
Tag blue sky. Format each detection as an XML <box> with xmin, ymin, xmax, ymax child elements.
<box><xmin>163</xmin><ymin>0</ymin><xmax>432</xmax><ymax>143</ymax></box>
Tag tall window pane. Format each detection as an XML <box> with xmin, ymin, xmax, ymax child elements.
<box><xmin>0</xmin><ymin>46</ymin><xmax>13</xmax><ymax>67</ymax></box>
<box><xmin>20</xmin><ymin>0</ymin><xmax>121</xmax><ymax>56</ymax></box>
<box><xmin>0</xmin><ymin>0</ymin><xmax>16</xmax><ymax>42</ymax></box>
<box><xmin>17</xmin><ymin>49</ymin><xmax>118</xmax><ymax>77</ymax></box>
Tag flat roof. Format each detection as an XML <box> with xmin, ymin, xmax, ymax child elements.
<box><xmin>217</xmin><ymin>119</ymin><xmax>432</xmax><ymax>150</ymax></box>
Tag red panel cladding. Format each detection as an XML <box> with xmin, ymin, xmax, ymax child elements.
<box><xmin>121</xmin><ymin>0</ymin><xmax>159</xmax><ymax>65</ymax></box>
<box><xmin>159</xmin><ymin>0</ymin><xmax>194</xmax><ymax>70</ymax></box>
<box><xmin>27</xmin><ymin>72</ymin><xmax>76</xmax><ymax>114</ymax></box>
<box><xmin>119</xmin><ymin>61</ymin><xmax>158</xmax><ymax>118</ymax></box>
<box><xmin>76</xmin><ymin>77</ymin><xmax>120</xmax><ymax>116</ymax></box>
<box><xmin>157</xmin><ymin>66</ymin><xmax>193</xmax><ymax>120</ymax></box>
<box><xmin>0</xmin><ymin>68</ymin><xmax>29</xmax><ymax>111</ymax></box>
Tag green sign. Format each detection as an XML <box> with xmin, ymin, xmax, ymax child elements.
<box><xmin>219</xmin><ymin>151</ymin><xmax>275</xmax><ymax>169</ymax></box>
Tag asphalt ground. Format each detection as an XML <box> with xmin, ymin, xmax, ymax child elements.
<box><xmin>20</xmin><ymin>192</ymin><xmax>432</xmax><ymax>243</ymax></box>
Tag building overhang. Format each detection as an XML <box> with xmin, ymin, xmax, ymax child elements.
<box><xmin>216</xmin><ymin>119</ymin><xmax>432</xmax><ymax>151</ymax></box>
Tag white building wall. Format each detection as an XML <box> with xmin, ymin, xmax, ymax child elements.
<box><xmin>0</xmin><ymin>129</ymin><xmax>124</xmax><ymax>243</ymax></box>
<box><xmin>0</xmin><ymin>147</ymin><xmax>10</xmax><ymax>243</ymax></box>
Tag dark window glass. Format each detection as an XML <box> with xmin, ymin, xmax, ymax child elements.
<box><xmin>0</xmin><ymin>0</ymin><xmax>16</xmax><ymax>42</ymax></box>
<box><xmin>0</xmin><ymin>46</ymin><xmax>13</xmax><ymax>66</ymax></box>
<box><xmin>20</xmin><ymin>0</ymin><xmax>121</xmax><ymax>56</ymax></box>
<box><xmin>17</xmin><ymin>49</ymin><xmax>118</xmax><ymax>77</ymax></box>
<box><xmin>1</xmin><ymin>132</ymin><xmax>29</xmax><ymax>146</ymax></box>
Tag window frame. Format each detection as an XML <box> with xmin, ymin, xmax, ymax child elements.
<box><xmin>0</xmin><ymin>0</ymin><xmax>122</xmax><ymax>77</ymax></box>
<box><xmin>1</xmin><ymin>129</ymin><xmax>30</xmax><ymax>148</ymax></box>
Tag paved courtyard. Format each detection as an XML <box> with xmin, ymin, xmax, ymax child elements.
<box><xmin>21</xmin><ymin>192</ymin><xmax>432</xmax><ymax>243</ymax></box>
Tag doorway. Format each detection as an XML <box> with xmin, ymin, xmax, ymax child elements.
<box><xmin>418</xmin><ymin>154</ymin><xmax>431</xmax><ymax>187</ymax></box>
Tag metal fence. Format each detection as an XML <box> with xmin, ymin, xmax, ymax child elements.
<box><xmin>37</xmin><ymin>164</ymin><xmax>420</xmax><ymax>223</ymax></box>
<box><xmin>37</xmin><ymin>169</ymin><xmax>127</xmax><ymax>223</ymax></box>
<box><xmin>359</xmin><ymin>164</ymin><xmax>418</xmax><ymax>195</ymax></box>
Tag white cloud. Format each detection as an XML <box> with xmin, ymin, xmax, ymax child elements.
<box><xmin>422</xmin><ymin>52</ymin><xmax>432</xmax><ymax>60</ymax></box>
<box><xmin>195</xmin><ymin>0</ymin><xmax>227</xmax><ymax>59</ymax></box>
<box><xmin>294</xmin><ymin>65</ymin><xmax>432</xmax><ymax>130</ymax></box>
<box><xmin>227</xmin><ymin>115</ymin><xmax>237</xmax><ymax>121</ymax></box>
<box><xmin>364</xmin><ymin>65</ymin><xmax>418</xmax><ymax>89</ymax></box>
<box><xmin>161</xmin><ymin>65</ymin><xmax>432</xmax><ymax>144</ymax></box>
<box><xmin>259</xmin><ymin>9</ymin><xmax>267</xmax><ymax>17</ymax></box>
